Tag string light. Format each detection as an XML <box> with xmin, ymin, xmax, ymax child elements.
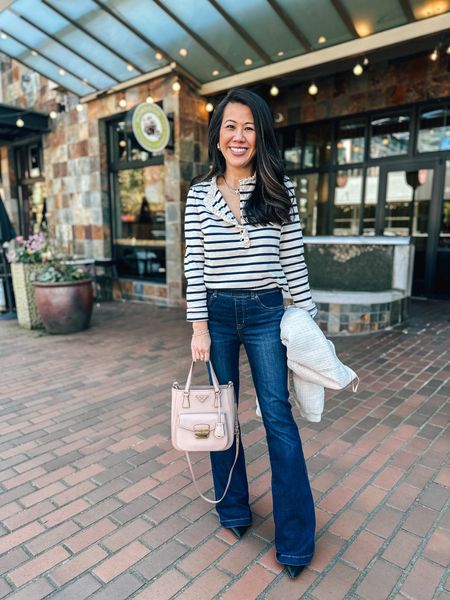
<box><xmin>146</xmin><ymin>95</ymin><xmax>154</xmax><ymax>103</ymax></box>
<box><xmin>16</xmin><ymin>118</ymin><xmax>24</xmax><ymax>127</ymax></box>
<box><xmin>244</xmin><ymin>58</ymin><xmax>253</xmax><ymax>66</ymax></box>
<box><xmin>212</xmin><ymin>69</ymin><xmax>220</xmax><ymax>76</ymax></box>
<box><xmin>155</xmin><ymin>51</ymin><xmax>163</xmax><ymax>60</ymax></box>
<box><xmin>363</xmin><ymin>57</ymin><xmax>369</xmax><ymax>66</ymax></box>
<box><xmin>446</xmin><ymin>46</ymin><xmax>450</xmax><ymax>55</ymax></box>
<box><xmin>308</xmin><ymin>82</ymin><xmax>318</xmax><ymax>96</ymax></box>
<box><xmin>179</xmin><ymin>48</ymin><xmax>188</xmax><ymax>57</ymax></box>
<box><xmin>31</xmin><ymin>50</ymin><xmax>38</xmax><ymax>57</ymax></box>
<box><xmin>172</xmin><ymin>80</ymin><xmax>181</xmax><ymax>92</ymax></box>
<box><xmin>119</xmin><ymin>98</ymin><xmax>127</xmax><ymax>108</ymax></box>
<box><xmin>318</xmin><ymin>35</ymin><xmax>326</xmax><ymax>44</ymax></box>
<box><xmin>205</xmin><ymin>102</ymin><xmax>214</xmax><ymax>113</ymax></box>
<box><xmin>49</xmin><ymin>110</ymin><xmax>57</xmax><ymax>119</ymax></box>
<box><xmin>430</xmin><ymin>49</ymin><xmax>439</xmax><ymax>61</ymax></box>
<box><xmin>277</xmin><ymin>51</ymin><xmax>284</xmax><ymax>57</ymax></box>
<box><xmin>1</xmin><ymin>32</ymin><xmax>8</xmax><ymax>40</ymax></box>
<box><xmin>59</xmin><ymin>68</ymin><xmax>65</xmax><ymax>76</ymax></box>
<box><xmin>76</xmin><ymin>103</ymin><xmax>83</xmax><ymax>112</ymax></box>
<box><xmin>270</xmin><ymin>85</ymin><xmax>279</xmax><ymax>96</ymax></box>
<box><xmin>127</xmin><ymin>64</ymin><xmax>134</xmax><ymax>72</ymax></box>
<box><xmin>353</xmin><ymin>63</ymin><xmax>364</xmax><ymax>76</ymax></box>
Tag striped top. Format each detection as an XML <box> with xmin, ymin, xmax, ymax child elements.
<box><xmin>184</xmin><ymin>174</ymin><xmax>316</xmax><ymax>321</ymax></box>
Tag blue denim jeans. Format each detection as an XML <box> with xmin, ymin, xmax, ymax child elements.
<box><xmin>207</xmin><ymin>288</ymin><xmax>316</xmax><ymax>566</ymax></box>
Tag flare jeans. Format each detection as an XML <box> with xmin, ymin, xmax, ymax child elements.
<box><xmin>207</xmin><ymin>288</ymin><xmax>316</xmax><ymax>566</ymax></box>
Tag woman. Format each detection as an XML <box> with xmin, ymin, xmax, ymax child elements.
<box><xmin>184</xmin><ymin>88</ymin><xmax>316</xmax><ymax>579</ymax></box>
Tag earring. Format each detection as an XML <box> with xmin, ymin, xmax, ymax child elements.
<box><xmin>217</xmin><ymin>143</ymin><xmax>220</xmax><ymax>151</ymax></box>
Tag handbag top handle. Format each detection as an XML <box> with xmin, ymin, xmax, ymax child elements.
<box><xmin>184</xmin><ymin>360</ymin><xmax>220</xmax><ymax>394</ymax></box>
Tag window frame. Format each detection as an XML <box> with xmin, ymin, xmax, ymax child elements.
<box><xmin>105</xmin><ymin>112</ymin><xmax>170</xmax><ymax>283</ymax></box>
<box><xmin>277</xmin><ymin>99</ymin><xmax>450</xmax><ymax>236</ymax></box>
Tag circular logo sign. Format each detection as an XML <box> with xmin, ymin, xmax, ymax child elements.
<box><xmin>130</xmin><ymin>102</ymin><xmax>170</xmax><ymax>153</ymax></box>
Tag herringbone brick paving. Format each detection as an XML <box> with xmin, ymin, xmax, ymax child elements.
<box><xmin>0</xmin><ymin>299</ymin><xmax>448</xmax><ymax>600</ymax></box>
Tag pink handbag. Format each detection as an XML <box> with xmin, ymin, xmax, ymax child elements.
<box><xmin>171</xmin><ymin>361</ymin><xmax>239</xmax><ymax>504</ymax></box>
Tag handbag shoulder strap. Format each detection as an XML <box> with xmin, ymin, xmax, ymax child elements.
<box><xmin>184</xmin><ymin>421</ymin><xmax>240</xmax><ymax>505</ymax></box>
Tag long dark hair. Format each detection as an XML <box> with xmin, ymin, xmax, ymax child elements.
<box><xmin>199</xmin><ymin>88</ymin><xmax>291</xmax><ymax>226</ymax></box>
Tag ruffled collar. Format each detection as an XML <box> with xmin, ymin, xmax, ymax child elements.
<box><xmin>203</xmin><ymin>175</ymin><xmax>256</xmax><ymax>248</ymax></box>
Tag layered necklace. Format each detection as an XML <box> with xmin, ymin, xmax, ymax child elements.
<box><xmin>223</xmin><ymin>177</ymin><xmax>240</xmax><ymax>196</ymax></box>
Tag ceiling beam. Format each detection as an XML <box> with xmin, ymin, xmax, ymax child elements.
<box><xmin>91</xmin><ymin>1</ymin><xmax>173</xmax><ymax>67</ymax></box>
<box><xmin>398</xmin><ymin>0</ymin><xmax>416</xmax><ymax>22</ymax></box>
<box><xmin>80</xmin><ymin>63</ymin><xmax>175</xmax><ymax>103</ymax></box>
<box><xmin>199</xmin><ymin>13</ymin><xmax>450</xmax><ymax>95</ymax></box>
<box><xmin>266</xmin><ymin>0</ymin><xmax>312</xmax><ymax>52</ymax></box>
<box><xmin>208</xmin><ymin>0</ymin><xmax>272</xmax><ymax>64</ymax></box>
<box><xmin>10</xmin><ymin>9</ymin><xmax>120</xmax><ymax>84</ymax></box>
<box><xmin>151</xmin><ymin>0</ymin><xmax>236</xmax><ymax>74</ymax></box>
<box><xmin>42</xmin><ymin>0</ymin><xmax>145</xmax><ymax>75</ymax></box>
<box><xmin>0</xmin><ymin>28</ymin><xmax>98</xmax><ymax>91</ymax></box>
<box><xmin>330</xmin><ymin>0</ymin><xmax>360</xmax><ymax>38</ymax></box>
<box><xmin>92</xmin><ymin>0</ymin><xmax>201</xmax><ymax>88</ymax></box>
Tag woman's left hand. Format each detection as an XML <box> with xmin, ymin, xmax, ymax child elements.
<box><xmin>191</xmin><ymin>330</ymin><xmax>211</xmax><ymax>362</ymax></box>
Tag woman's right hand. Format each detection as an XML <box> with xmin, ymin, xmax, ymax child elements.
<box><xmin>191</xmin><ymin>330</ymin><xmax>211</xmax><ymax>362</ymax></box>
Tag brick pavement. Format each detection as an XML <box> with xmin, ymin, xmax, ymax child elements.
<box><xmin>0</xmin><ymin>299</ymin><xmax>449</xmax><ymax>600</ymax></box>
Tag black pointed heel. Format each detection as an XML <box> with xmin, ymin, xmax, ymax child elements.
<box><xmin>228</xmin><ymin>525</ymin><xmax>249</xmax><ymax>539</ymax></box>
<box><xmin>285</xmin><ymin>564</ymin><xmax>306</xmax><ymax>579</ymax></box>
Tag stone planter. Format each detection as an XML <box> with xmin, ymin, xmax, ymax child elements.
<box><xmin>33</xmin><ymin>279</ymin><xmax>94</xmax><ymax>334</ymax></box>
<box><xmin>10</xmin><ymin>263</ymin><xmax>43</xmax><ymax>329</ymax></box>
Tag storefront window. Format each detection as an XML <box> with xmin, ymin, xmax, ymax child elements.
<box><xmin>370</xmin><ymin>114</ymin><xmax>410</xmax><ymax>158</ymax></box>
<box><xmin>115</xmin><ymin>166</ymin><xmax>166</xmax><ymax>282</ymax></box>
<box><xmin>417</xmin><ymin>106</ymin><xmax>450</xmax><ymax>153</ymax></box>
<box><xmin>14</xmin><ymin>143</ymin><xmax>46</xmax><ymax>237</ymax></box>
<box><xmin>384</xmin><ymin>169</ymin><xmax>433</xmax><ymax>236</ymax></box>
<box><xmin>291</xmin><ymin>173</ymin><xmax>329</xmax><ymax>236</ymax></box>
<box><xmin>332</xmin><ymin>169</ymin><xmax>363</xmax><ymax>235</ymax></box>
<box><xmin>435</xmin><ymin>160</ymin><xmax>450</xmax><ymax>294</ymax></box>
<box><xmin>363</xmin><ymin>166</ymin><xmax>379</xmax><ymax>235</ymax></box>
<box><xmin>439</xmin><ymin>160</ymin><xmax>450</xmax><ymax>248</ymax></box>
<box><xmin>303</xmin><ymin>122</ymin><xmax>332</xmax><ymax>168</ymax></box>
<box><xmin>283</xmin><ymin>127</ymin><xmax>302</xmax><ymax>169</ymax></box>
<box><xmin>108</xmin><ymin>115</ymin><xmax>167</xmax><ymax>283</ymax></box>
<box><xmin>336</xmin><ymin>118</ymin><xmax>365</xmax><ymax>164</ymax></box>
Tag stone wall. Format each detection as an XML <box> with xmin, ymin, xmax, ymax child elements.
<box><xmin>270</xmin><ymin>50</ymin><xmax>450</xmax><ymax>125</ymax></box>
<box><xmin>0</xmin><ymin>55</ymin><xmax>211</xmax><ymax>307</ymax></box>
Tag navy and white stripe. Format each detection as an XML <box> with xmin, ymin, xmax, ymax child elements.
<box><xmin>184</xmin><ymin>175</ymin><xmax>316</xmax><ymax>321</ymax></box>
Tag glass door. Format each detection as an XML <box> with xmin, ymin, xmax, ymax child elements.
<box><xmin>434</xmin><ymin>160</ymin><xmax>450</xmax><ymax>296</ymax></box>
<box><xmin>15</xmin><ymin>143</ymin><xmax>47</xmax><ymax>237</ymax></box>
<box><xmin>378</xmin><ymin>160</ymin><xmax>439</xmax><ymax>296</ymax></box>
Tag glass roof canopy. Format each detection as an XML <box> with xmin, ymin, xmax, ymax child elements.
<box><xmin>0</xmin><ymin>0</ymin><xmax>448</xmax><ymax>98</ymax></box>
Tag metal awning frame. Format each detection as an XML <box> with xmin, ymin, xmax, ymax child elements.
<box><xmin>0</xmin><ymin>2</ymin><xmax>448</xmax><ymax>104</ymax></box>
<box><xmin>79</xmin><ymin>13</ymin><xmax>450</xmax><ymax>103</ymax></box>
<box><xmin>198</xmin><ymin>14</ymin><xmax>450</xmax><ymax>96</ymax></box>
<box><xmin>0</xmin><ymin>102</ymin><xmax>50</xmax><ymax>145</ymax></box>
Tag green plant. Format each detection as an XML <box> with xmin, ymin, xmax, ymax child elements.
<box><xmin>31</xmin><ymin>262</ymin><xmax>90</xmax><ymax>283</ymax></box>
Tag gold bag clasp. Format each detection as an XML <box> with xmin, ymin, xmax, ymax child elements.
<box><xmin>194</xmin><ymin>424</ymin><xmax>210</xmax><ymax>439</ymax></box>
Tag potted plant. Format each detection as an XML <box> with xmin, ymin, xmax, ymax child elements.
<box><xmin>31</xmin><ymin>261</ymin><xmax>94</xmax><ymax>334</ymax></box>
<box><xmin>5</xmin><ymin>233</ymin><xmax>51</xmax><ymax>329</ymax></box>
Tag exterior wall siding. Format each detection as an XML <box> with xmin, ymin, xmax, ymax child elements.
<box><xmin>271</xmin><ymin>53</ymin><xmax>450</xmax><ymax>126</ymax></box>
<box><xmin>0</xmin><ymin>55</ymin><xmax>209</xmax><ymax>308</ymax></box>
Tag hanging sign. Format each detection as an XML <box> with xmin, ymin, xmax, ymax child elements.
<box><xmin>127</xmin><ymin>102</ymin><xmax>170</xmax><ymax>153</ymax></box>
